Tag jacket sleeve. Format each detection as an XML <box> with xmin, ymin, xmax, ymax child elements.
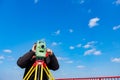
<box><xmin>47</xmin><ymin>53</ymin><xmax>59</xmax><ymax>71</ymax></box>
<box><xmin>17</xmin><ymin>50</ymin><xmax>35</xmax><ymax>68</ymax></box>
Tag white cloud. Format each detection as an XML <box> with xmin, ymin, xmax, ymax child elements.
<box><xmin>76</xmin><ymin>44</ymin><xmax>82</xmax><ymax>48</ymax></box>
<box><xmin>88</xmin><ymin>17</ymin><xmax>100</xmax><ymax>28</ymax></box>
<box><xmin>83</xmin><ymin>44</ymin><xmax>91</xmax><ymax>48</ymax></box>
<box><xmin>0</xmin><ymin>56</ymin><xmax>4</xmax><ymax>64</ymax></box>
<box><xmin>57</xmin><ymin>57</ymin><xmax>73</xmax><ymax>64</ymax></box>
<box><xmin>51</xmin><ymin>42</ymin><xmax>62</xmax><ymax>46</ymax></box>
<box><xmin>65</xmin><ymin>61</ymin><xmax>73</xmax><ymax>64</ymax></box>
<box><xmin>113</xmin><ymin>25</ymin><xmax>120</xmax><ymax>30</ymax></box>
<box><xmin>80</xmin><ymin>0</ymin><xmax>85</xmax><ymax>4</ymax></box>
<box><xmin>69</xmin><ymin>29</ymin><xmax>74</xmax><ymax>33</ymax></box>
<box><xmin>72</xmin><ymin>0</ymin><xmax>85</xmax><ymax>4</ymax></box>
<box><xmin>34</xmin><ymin>0</ymin><xmax>39</xmax><ymax>4</ymax></box>
<box><xmin>113</xmin><ymin>0</ymin><xmax>120</xmax><ymax>5</ymax></box>
<box><xmin>94</xmin><ymin>51</ymin><xmax>101</xmax><ymax>55</ymax></box>
<box><xmin>111</xmin><ymin>58</ymin><xmax>120</xmax><ymax>63</ymax></box>
<box><xmin>52</xmin><ymin>30</ymin><xmax>61</xmax><ymax>36</ymax></box>
<box><xmin>0</xmin><ymin>56</ymin><xmax>5</xmax><ymax>60</ymax></box>
<box><xmin>0</xmin><ymin>61</ymin><xmax>3</xmax><ymax>64</ymax></box>
<box><xmin>51</xmin><ymin>42</ymin><xmax>57</xmax><ymax>46</ymax></box>
<box><xmin>55</xmin><ymin>30</ymin><xmax>60</xmax><ymax>35</ymax></box>
<box><xmin>88</xmin><ymin>41</ymin><xmax>96</xmax><ymax>44</ymax></box>
<box><xmin>82</xmin><ymin>38</ymin><xmax>86</xmax><ymax>41</ymax></box>
<box><xmin>83</xmin><ymin>41</ymin><xmax>101</xmax><ymax>56</ymax></box>
<box><xmin>88</xmin><ymin>9</ymin><xmax>92</xmax><ymax>13</ymax></box>
<box><xmin>83</xmin><ymin>41</ymin><xmax>96</xmax><ymax>49</ymax></box>
<box><xmin>3</xmin><ymin>49</ymin><xmax>12</xmax><ymax>53</ymax></box>
<box><xmin>77</xmin><ymin>65</ymin><xmax>85</xmax><ymax>69</ymax></box>
<box><xmin>57</xmin><ymin>57</ymin><xmax>68</xmax><ymax>61</ymax></box>
<box><xmin>116</xmin><ymin>0</ymin><xmax>120</xmax><ymax>4</ymax></box>
<box><xmin>40</xmin><ymin>38</ymin><xmax>46</xmax><ymax>41</ymax></box>
<box><xmin>69</xmin><ymin>43</ymin><xmax>82</xmax><ymax>50</ymax></box>
<box><xmin>69</xmin><ymin>46</ymin><xmax>75</xmax><ymax>50</ymax></box>
<box><xmin>84</xmin><ymin>48</ymin><xmax>95</xmax><ymax>55</ymax></box>
<box><xmin>84</xmin><ymin>48</ymin><xmax>101</xmax><ymax>56</ymax></box>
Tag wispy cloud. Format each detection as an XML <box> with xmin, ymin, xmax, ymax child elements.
<box><xmin>88</xmin><ymin>9</ymin><xmax>92</xmax><ymax>13</ymax></box>
<box><xmin>40</xmin><ymin>38</ymin><xmax>46</xmax><ymax>41</ymax></box>
<box><xmin>83</xmin><ymin>44</ymin><xmax>91</xmax><ymax>48</ymax></box>
<box><xmin>51</xmin><ymin>42</ymin><xmax>57</xmax><ymax>46</ymax></box>
<box><xmin>80</xmin><ymin>0</ymin><xmax>85</xmax><ymax>4</ymax></box>
<box><xmin>3</xmin><ymin>49</ymin><xmax>12</xmax><ymax>53</ymax></box>
<box><xmin>88</xmin><ymin>17</ymin><xmax>100</xmax><ymax>28</ymax></box>
<box><xmin>69</xmin><ymin>46</ymin><xmax>75</xmax><ymax>50</ymax></box>
<box><xmin>69</xmin><ymin>29</ymin><xmax>74</xmax><ymax>33</ymax></box>
<box><xmin>111</xmin><ymin>58</ymin><xmax>120</xmax><ymax>63</ymax></box>
<box><xmin>0</xmin><ymin>56</ymin><xmax>4</xmax><ymax>64</ymax></box>
<box><xmin>0</xmin><ymin>56</ymin><xmax>5</xmax><ymax>60</ymax></box>
<box><xmin>55</xmin><ymin>30</ymin><xmax>60</xmax><ymax>35</ymax></box>
<box><xmin>77</xmin><ymin>65</ymin><xmax>85</xmax><ymax>69</ymax></box>
<box><xmin>0</xmin><ymin>61</ymin><xmax>3</xmax><ymax>64</ymax></box>
<box><xmin>34</xmin><ymin>0</ymin><xmax>39</xmax><ymax>4</ymax></box>
<box><xmin>113</xmin><ymin>0</ymin><xmax>120</xmax><ymax>5</ymax></box>
<box><xmin>69</xmin><ymin>43</ymin><xmax>82</xmax><ymax>50</ymax></box>
<box><xmin>113</xmin><ymin>25</ymin><xmax>120</xmax><ymax>30</ymax></box>
<box><xmin>76</xmin><ymin>44</ymin><xmax>82</xmax><ymax>48</ymax></box>
<box><xmin>57</xmin><ymin>57</ymin><xmax>73</xmax><ymax>64</ymax></box>
<box><xmin>83</xmin><ymin>41</ymin><xmax>101</xmax><ymax>56</ymax></box>
<box><xmin>52</xmin><ymin>30</ymin><xmax>61</xmax><ymax>36</ymax></box>
<box><xmin>84</xmin><ymin>48</ymin><xmax>101</xmax><ymax>56</ymax></box>
<box><xmin>72</xmin><ymin>0</ymin><xmax>85</xmax><ymax>4</ymax></box>
<box><xmin>57</xmin><ymin>57</ymin><xmax>68</xmax><ymax>61</ymax></box>
<box><xmin>51</xmin><ymin>42</ymin><xmax>62</xmax><ymax>46</ymax></box>
<box><xmin>116</xmin><ymin>0</ymin><xmax>120</xmax><ymax>4</ymax></box>
<box><xmin>83</xmin><ymin>41</ymin><xmax>97</xmax><ymax>49</ymax></box>
<box><xmin>65</xmin><ymin>61</ymin><xmax>73</xmax><ymax>64</ymax></box>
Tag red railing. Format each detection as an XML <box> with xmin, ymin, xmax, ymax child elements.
<box><xmin>56</xmin><ymin>76</ymin><xmax>120</xmax><ymax>80</ymax></box>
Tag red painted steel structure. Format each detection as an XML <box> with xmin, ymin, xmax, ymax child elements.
<box><xmin>56</xmin><ymin>76</ymin><xmax>120</xmax><ymax>80</ymax></box>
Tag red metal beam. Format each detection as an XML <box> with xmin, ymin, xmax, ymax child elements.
<box><xmin>56</xmin><ymin>76</ymin><xmax>120</xmax><ymax>80</ymax></box>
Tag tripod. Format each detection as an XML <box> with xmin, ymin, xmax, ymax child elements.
<box><xmin>23</xmin><ymin>58</ymin><xmax>55</xmax><ymax>80</ymax></box>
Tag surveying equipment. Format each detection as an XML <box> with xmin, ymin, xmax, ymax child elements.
<box><xmin>35</xmin><ymin>40</ymin><xmax>47</xmax><ymax>59</ymax></box>
<box><xmin>23</xmin><ymin>40</ymin><xmax>54</xmax><ymax>80</ymax></box>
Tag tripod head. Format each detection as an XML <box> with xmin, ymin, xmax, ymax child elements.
<box><xmin>35</xmin><ymin>40</ymin><xmax>47</xmax><ymax>60</ymax></box>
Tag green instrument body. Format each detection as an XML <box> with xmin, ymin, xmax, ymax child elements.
<box><xmin>35</xmin><ymin>40</ymin><xmax>47</xmax><ymax>59</ymax></box>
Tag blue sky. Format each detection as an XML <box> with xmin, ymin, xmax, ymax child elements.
<box><xmin>0</xmin><ymin>0</ymin><xmax>120</xmax><ymax>80</ymax></box>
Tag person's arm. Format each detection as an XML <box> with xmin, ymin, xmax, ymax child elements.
<box><xmin>47</xmin><ymin>53</ymin><xmax>59</xmax><ymax>71</ymax></box>
<box><xmin>17</xmin><ymin>50</ymin><xmax>35</xmax><ymax>68</ymax></box>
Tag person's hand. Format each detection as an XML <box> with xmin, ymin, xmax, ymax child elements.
<box><xmin>32</xmin><ymin>44</ymin><xmax>37</xmax><ymax>52</ymax></box>
<box><xmin>46</xmin><ymin>48</ymin><xmax>53</xmax><ymax>56</ymax></box>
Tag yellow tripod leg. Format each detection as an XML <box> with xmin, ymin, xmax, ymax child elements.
<box><xmin>26</xmin><ymin>68</ymin><xmax>36</xmax><ymax>80</ymax></box>
<box><xmin>34</xmin><ymin>64</ymin><xmax>44</xmax><ymax>80</ymax></box>
<box><xmin>43</xmin><ymin>66</ymin><xmax>55</xmax><ymax>80</ymax></box>
<box><xmin>34</xmin><ymin>64</ymin><xmax>38</xmax><ymax>80</ymax></box>
<box><xmin>46</xmin><ymin>66</ymin><xmax>54</xmax><ymax>80</ymax></box>
<box><xmin>23</xmin><ymin>66</ymin><xmax>35</xmax><ymax>80</ymax></box>
<box><xmin>40</xmin><ymin>64</ymin><xmax>43</xmax><ymax>80</ymax></box>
